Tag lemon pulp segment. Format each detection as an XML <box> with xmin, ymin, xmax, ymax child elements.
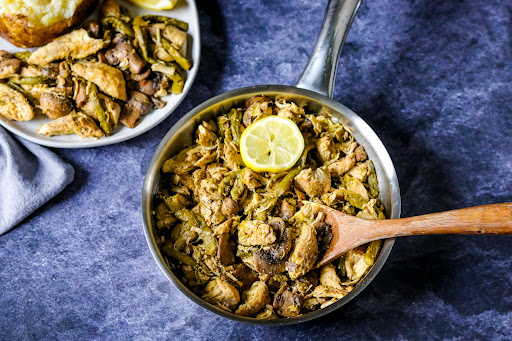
<box><xmin>240</xmin><ymin>116</ymin><xmax>305</xmax><ymax>173</ymax></box>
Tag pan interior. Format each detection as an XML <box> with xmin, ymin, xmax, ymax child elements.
<box><xmin>142</xmin><ymin>84</ymin><xmax>401</xmax><ymax>325</ymax></box>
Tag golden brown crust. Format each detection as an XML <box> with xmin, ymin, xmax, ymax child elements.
<box><xmin>0</xmin><ymin>0</ymin><xmax>98</xmax><ymax>48</ymax></box>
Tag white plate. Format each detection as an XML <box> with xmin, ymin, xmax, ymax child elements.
<box><xmin>0</xmin><ymin>0</ymin><xmax>200</xmax><ymax>148</ymax></box>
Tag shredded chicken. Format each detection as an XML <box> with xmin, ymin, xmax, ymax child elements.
<box><xmin>238</xmin><ymin>220</ymin><xmax>277</xmax><ymax>246</ymax></box>
<box><xmin>294</xmin><ymin>167</ymin><xmax>331</xmax><ymax>197</ymax></box>
<box><xmin>202</xmin><ymin>278</ymin><xmax>240</xmax><ymax>311</ymax></box>
<box><xmin>235</xmin><ymin>281</ymin><xmax>270</xmax><ymax>316</ymax></box>
<box><xmin>328</xmin><ymin>153</ymin><xmax>356</xmax><ymax>177</ymax></box>
<box><xmin>153</xmin><ymin>98</ymin><xmax>385</xmax><ymax>319</ymax></box>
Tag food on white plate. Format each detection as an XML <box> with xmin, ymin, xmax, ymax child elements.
<box><xmin>153</xmin><ymin>97</ymin><xmax>386</xmax><ymax>319</ymax></box>
<box><xmin>0</xmin><ymin>0</ymin><xmax>97</xmax><ymax>48</ymax></box>
<box><xmin>0</xmin><ymin>0</ymin><xmax>192</xmax><ymax>138</ymax></box>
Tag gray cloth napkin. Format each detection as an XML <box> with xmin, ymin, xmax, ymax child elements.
<box><xmin>0</xmin><ymin>126</ymin><xmax>74</xmax><ymax>234</ymax></box>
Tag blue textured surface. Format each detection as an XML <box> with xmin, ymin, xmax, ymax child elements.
<box><xmin>1</xmin><ymin>0</ymin><xmax>512</xmax><ymax>339</ymax></box>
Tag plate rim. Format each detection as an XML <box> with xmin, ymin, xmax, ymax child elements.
<box><xmin>0</xmin><ymin>0</ymin><xmax>201</xmax><ymax>149</ymax></box>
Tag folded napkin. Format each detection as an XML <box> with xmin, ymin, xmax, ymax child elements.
<box><xmin>0</xmin><ymin>126</ymin><xmax>74</xmax><ymax>234</ymax></box>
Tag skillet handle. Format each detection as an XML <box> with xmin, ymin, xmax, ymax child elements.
<box><xmin>296</xmin><ymin>0</ymin><xmax>362</xmax><ymax>98</ymax></box>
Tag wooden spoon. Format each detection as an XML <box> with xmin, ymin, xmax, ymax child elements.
<box><xmin>309</xmin><ymin>202</ymin><xmax>512</xmax><ymax>267</ymax></box>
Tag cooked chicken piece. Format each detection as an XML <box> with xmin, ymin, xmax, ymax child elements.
<box><xmin>347</xmin><ymin>162</ymin><xmax>368</xmax><ymax>182</ymax></box>
<box><xmin>345</xmin><ymin>246</ymin><xmax>370</xmax><ymax>281</ymax></box>
<box><xmin>221</xmin><ymin>197</ymin><xmax>238</xmax><ymax>217</ymax></box>
<box><xmin>274</xmin><ymin>99</ymin><xmax>305</xmax><ymax>124</ymax></box>
<box><xmin>196</xmin><ymin>122</ymin><xmax>218</xmax><ymax>147</ymax></box>
<box><xmin>294</xmin><ymin>167</ymin><xmax>331</xmax><ymax>197</ymax></box>
<box><xmin>71</xmin><ymin>62</ymin><xmax>127</xmax><ymax>100</ymax></box>
<box><xmin>39</xmin><ymin>89</ymin><xmax>73</xmax><ymax>119</ymax></box>
<box><xmin>120</xmin><ymin>91</ymin><xmax>153</xmax><ymax>128</ymax></box>
<box><xmin>23</xmin><ymin>84</ymin><xmax>51</xmax><ymax>102</ymax></box>
<box><xmin>328</xmin><ymin>153</ymin><xmax>356</xmax><ymax>177</ymax></box>
<box><xmin>213</xmin><ymin>218</ymin><xmax>232</xmax><ymax>236</ymax></box>
<box><xmin>315</xmin><ymin>134</ymin><xmax>338</xmax><ymax>164</ymax></box>
<box><xmin>241</xmin><ymin>168</ymin><xmax>265</xmax><ymax>189</ymax></box>
<box><xmin>0</xmin><ymin>51</ymin><xmax>21</xmax><ymax>79</ymax></box>
<box><xmin>290</xmin><ymin>272</ymin><xmax>319</xmax><ymax>297</ymax></box>
<box><xmin>319</xmin><ymin>264</ymin><xmax>343</xmax><ymax>289</ymax></box>
<box><xmin>238</xmin><ymin>220</ymin><xmax>277</xmax><ymax>246</ymax></box>
<box><xmin>206</xmin><ymin>164</ymin><xmax>228</xmax><ymax>182</ymax></box>
<box><xmin>354</xmin><ymin>145</ymin><xmax>367</xmax><ymax>161</ymax></box>
<box><xmin>286</xmin><ymin>223</ymin><xmax>318</xmax><ymax>280</ymax></box>
<box><xmin>202</xmin><ymin>278</ymin><xmax>240</xmax><ymax>311</ymax></box>
<box><xmin>340</xmin><ymin>140</ymin><xmax>358</xmax><ymax>155</ymax></box>
<box><xmin>307</xmin><ymin>285</ymin><xmax>350</xmax><ymax>299</ymax></box>
<box><xmin>105</xmin><ymin>34</ymin><xmax>147</xmax><ymax>75</ymax></box>
<box><xmin>28</xmin><ymin>29</ymin><xmax>107</xmax><ymax>66</ymax></box>
<box><xmin>200</xmin><ymin>199</ymin><xmax>225</xmax><ymax>226</ymax></box>
<box><xmin>0</xmin><ymin>84</ymin><xmax>34</xmax><ymax>121</ymax></box>
<box><xmin>222</xmin><ymin>143</ymin><xmax>243</xmax><ymax>170</ymax></box>
<box><xmin>321</xmin><ymin>189</ymin><xmax>344</xmax><ymax>206</ymax></box>
<box><xmin>256</xmin><ymin>305</ymin><xmax>278</xmax><ymax>320</ymax></box>
<box><xmin>164</xmin><ymin>25</ymin><xmax>187</xmax><ymax>51</ymax></box>
<box><xmin>273</xmin><ymin>284</ymin><xmax>301</xmax><ymax>317</ymax></box>
<box><xmin>243</xmin><ymin>96</ymin><xmax>272</xmax><ymax>127</ymax></box>
<box><xmin>162</xmin><ymin>145</ymin><xmax>205</xmax><ymax>174</ymax></box>
<box><xmin>37</xmin><ymin>112</ymin><xmax>104</xmax><ymax>138</ymax></box>
<box><xmin>280</xmin><ymin>199</ymin><xmax>296</xmax><ymax>221</ymax></box>
<box><xmin>154</xmin><ymin>203</ymin><xmax>177</xmax><ymax>229</ymax></box>
<box><xmin>346</xmin><ymin>177</ymin><xmax>369</xmax><ymax>200</ymax></box>
<box><xmin>235</xmin><ymin>281</ymin><xmax>270</xmax><ymax>316</ymax></box>
<box><xmin>81</xmin><ymin>93</ymin><xmax>122</xmax><ymax>126</ymax></box>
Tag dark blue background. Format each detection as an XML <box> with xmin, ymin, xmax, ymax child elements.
<box><xmin>1</xmin><ymin>0</ymin><xmax>511</xmax><ymax>339</ymax></box>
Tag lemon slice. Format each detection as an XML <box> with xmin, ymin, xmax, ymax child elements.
<box><xmin>240</xmin><ymin>116</ymin><xmax>305</xmax><ymax>173</ymax></box>
<box><xmin>127</xmin><ymin>0</ymin><xmax>178</xmax><ymax>10</ymax></box>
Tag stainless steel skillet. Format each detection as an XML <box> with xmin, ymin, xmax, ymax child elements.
<box><xmin>142</xmin><ymin>0</ymin><xmax>401</xmax><ymax>325</ymax></box>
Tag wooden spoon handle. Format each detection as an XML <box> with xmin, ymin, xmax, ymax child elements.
<box><xmin>374</xmin><ymin>203</ymin><xmax>512</xmax><ymax>239</ymax></box>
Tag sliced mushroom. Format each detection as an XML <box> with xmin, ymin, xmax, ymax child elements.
<box><xmin>217</xmin><ymin>233</ymin><xmax>235</xmax><ymax>266</ymax></box>
<box><xmin>313</xmin><ymin>221</ymin><xmax>333</xmax><ymax>260</ymax></box>
<box><xmin>87</xmin><ymin>20</ymin><xmax>102</xmax><ymax>39</ymax></box>
<box><xmin>132</xmin><ymin>72</ymin><xmax>168</xmax><ymax>96</ymax></box>
<box><xmin>100</xmin><ymin>0</ymin><xmax>122</xmax><ymax>18</ymax></box>
<box><xmin>231</xmin><ymin>263</ymin><xmax>260</xmax><ymax>290</ymax></box>
<box><xmin>0</xmin><ymin>50</ymin><xmax>22</xmax><ymax>79</ymax></box>
<box><xmin>273</xmin><ymin>284</ymin><xmax>302</xmax><ymax>317</ymax></box>
<box><xmin>105</xmin><ymin>34</ymin><xmax>147</xmax><ymax>75</ymax></box>
<box><xmin>125</xmin><ymin>67</ymin><xmax>151</xmax><ymax>82</ymax></box>
<box><xmin>150</xmin><ymin>96</ymin><xmax>166</xmax><ymax>109</ymax></box>
<box><xmin>245</xmin><ymin>95</ymin><xmax>271</xmax><ymax>108</ymax></box>
<box><xmin>280</xmin><ymin>199</ymin><xmax>296</xmax><ymax>221</ymax></box>
<box><xmin>120</xmin><ymin>91</ymin><xmax>153</xmax><ymax>128</ymax></box>
<box><xmin>253</xmin><ymin>217</ymin><xmax>292</xmax><ymax>275</ymax></box>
